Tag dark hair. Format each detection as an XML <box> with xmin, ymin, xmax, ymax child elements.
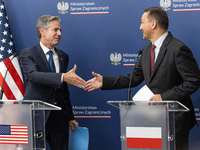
<box><xmin>144</xmin><ymin>7</ymin><xmax>168</xmax><ymax>30</ymax></box>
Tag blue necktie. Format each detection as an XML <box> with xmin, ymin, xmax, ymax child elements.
<box><xmin>47</xmin><ymin>50</ymin><xmax>56</xmax><ymax>73</ymax></box>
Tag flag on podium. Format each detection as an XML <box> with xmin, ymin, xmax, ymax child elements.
<box><xmin>0</xmin><ymin>124</ymin><xmax>28</xmax><ymax>145</ymax></box>
<box><xmin>126</xmin><ymin>127</ymin><xmax>162</xmax><ymax>149</ymax></box>
<box><xmin>0</xmin><ymin>0</ymin><xmax>24</xmax><ymax>100</ymax></box>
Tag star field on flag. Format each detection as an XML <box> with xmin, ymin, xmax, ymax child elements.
<box><xmin>0</xmin><ymin>0</ymin><xmax>25</xmax><ymax>100</ymax></box>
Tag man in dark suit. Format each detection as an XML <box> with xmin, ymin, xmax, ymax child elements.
<box><xmin>84</xmin><ymin>7</ymin><xmax>200</xmax><ymax>150</ymax></box>
<box><xmin>20</xmin><ymin>15</ymin><xmax>85</xmax><ymax>150</ymax></box>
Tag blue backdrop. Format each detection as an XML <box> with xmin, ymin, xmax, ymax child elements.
<box><xmin>4</xmin><ymin>0</ymin><xmax>200</xmax><ymax>149</ymax></box>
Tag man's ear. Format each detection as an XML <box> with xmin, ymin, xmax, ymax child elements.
<box><xmin>151</xmin><ymin>20</ymin><xmax>157</xmax><ymax>30</ymax></box>
<box><xmin>40</xmin><ymin>27</ymin><xmax>46</xmax><ymax>37</ymax></box>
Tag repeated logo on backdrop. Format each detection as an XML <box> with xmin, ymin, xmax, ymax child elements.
<box><xmin>160</xmin><ymin>0</ymin><xmax>200</xmax><ymax>12</ymax></box>
<box><xmin>57</xmin><ymin>0</ymin><xmax>200</xmax><ymax>14</ymax></box>
<box><xmin>160</xmin><ymin>0</ymin><xmax>171</xmax><ymax>11</ymax></box>
<box><xmin>110</xmin><ymin>52</ymin><xmax>122</xmax><ymax>66</ymax></box>
<box><xmin>110</xmin><ymin>52</ymin><xmax>139</xmax><ymax>66</ymax></box>
<box><xmin>57</xmin><ymin>2</ymin><xmax>69</xmax><ymax>14</ymax></box>
<box><xmin>57</xmin><ymin>1</ymin><xmax>109</xmax><ymax>15</ymax></box>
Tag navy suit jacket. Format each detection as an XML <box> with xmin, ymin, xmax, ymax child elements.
<box><xmin>20</xmin><ymin>43</ymin><xmax>74</xmax><ymax>132</ymax></box>
<box><xmin>102</xmin><ymin>32</ymin><xmax>200</xmax><ymax>133</ymax></box>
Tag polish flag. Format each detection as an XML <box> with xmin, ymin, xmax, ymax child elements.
<box><xmin>126</xmin><ymin>127</ymin><xmax>162</xmax><ymax>149</ymax></box>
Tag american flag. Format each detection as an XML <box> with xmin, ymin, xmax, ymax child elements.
<box><xmin>0</xmin><ymin>124</ymin><xmax>28</xmax><ymax>145</ymax></box>
<box><xmin>0</xmin><ymin>0</ymin><xmax>25</xmax><ymax>100</ymax></box>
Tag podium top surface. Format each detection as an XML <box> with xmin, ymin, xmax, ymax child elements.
<box><xmin>107</xmin><ymin>100</ymin><xmax>189</xmax><ymax>112</ymax></box>
<box><xmin>0</xmin><ymin>100</ymin><xmax>61</xmax><ymax>110</ymax></box>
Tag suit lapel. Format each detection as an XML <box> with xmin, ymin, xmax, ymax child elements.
<box><xmin>35</xmin><ymin>44</ymin><xmax>65</xmax><ymax>73</ymax></box>
<box><xmin>149</xmin><ymin>32</ymin><xmax>173</xmax><ymax>81</ymax></box>
<box><xmin>145</xmin><ymin>44</ymin><xmax>152</xmax><ymax>79</ymax></box>
<box><xmin>151</xmin><ymin>46</ymin><xmax>167</xmax><ymax>78</ymax></box>
<box><xmin>35</xmin><ymin>43</ymin><xmax>52</xmax><ymax>72</ymax></box>
<box><xmin>55</xmin><ymin>48</ymin><xmax>64</xmax><ymax>73</ymax></box>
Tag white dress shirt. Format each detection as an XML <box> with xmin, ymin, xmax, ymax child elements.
<box><xmin>153</xmin><ymin>32</ymin><xmax>168</xmax><ymax>63</ymax></box>
<box><xmin>40</xmin><ymin>42</ymin><xmax>63</xmax><ymax>83</ymax></box>
<box><xmin>40</xmin><ymin>42</ymin><xmax>60</xmax><ymax>73</ymax></box>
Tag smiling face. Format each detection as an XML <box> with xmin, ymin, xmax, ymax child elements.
<box><xmin>139</xmin><ymin>12</ymin><xmax>153</xmax><ymax>41</ymax></box>
<box><xmin>40</xmin><ymin>20</ymin><xmax>61</xmax><ymax>49</ymax></box>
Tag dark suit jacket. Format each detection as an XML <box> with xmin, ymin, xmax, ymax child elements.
<box><xmin>102</xmin><ymin>32</ymin><xmax>200</xmax><ymax>133</ymax></box>
<box><xmin>20</xmin><ymin>43</ymin><xmax>74</xmax><ymax>132</ymax></box>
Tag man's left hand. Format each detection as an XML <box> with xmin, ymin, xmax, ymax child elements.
<box><xmin>69</xmin><ymin>120</ymin><xmax>79</xmax><ymax>132</ymax></box>
<box><xmin>149</xmin><ymin>94</ymin><xmax>162</xmax><ymax>101</ymax></box>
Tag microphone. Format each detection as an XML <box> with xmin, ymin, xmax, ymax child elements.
<box><xmin>127</xmin><ymin>50</ymin><xmax>142</xmax><ymax>101</ymax></box>
<box><xmin>0</xmin><ymin>52</ymin><xmax>18</xmax><ymax>100</ymax></box>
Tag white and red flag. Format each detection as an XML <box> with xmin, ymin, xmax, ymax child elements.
<box><xmin>0</xmin><ymin>0</ymin><xmax>25</xmax><ymax>100</ymax></box>
<box><xmin>126</xmin><ymin>127</ymin><xmax>162</xmax><ymax>149</ymax></box>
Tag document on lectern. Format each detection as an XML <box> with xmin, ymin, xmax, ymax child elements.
<box><xmin>132</xmin><ymin>85</ymin><xmax>154</xmax><ymax>101</ymax></box>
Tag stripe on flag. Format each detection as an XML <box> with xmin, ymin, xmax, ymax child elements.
<box><xmin>126</xmin><ymin>127</ymin><xmax>162</xmax><ymax>149</ymax></box>
<box><xmin>0</xmin><ymin>125</ymin><xmax>28</xmax><ymax>145</ymax></box>
<box><xmin>0</xmin><ymin>57</ymin><xmax>24</xmax><ymax>100</ymax></box>
<box><xmin>0</xmin><ymin>0</ymin><xmax>25</xmax><ymax>100</ymax></box>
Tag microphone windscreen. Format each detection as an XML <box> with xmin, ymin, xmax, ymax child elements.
<box><xmin>138</xmin><ymin>50</ymin><xmax>142</xmax><ymax>55</ymax></box>
<box><xmin>13</xmin><ymin>52</ymin><xmax>18</xmax><ymax>57</ymax></box>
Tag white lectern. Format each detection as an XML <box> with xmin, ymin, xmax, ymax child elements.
<box><xmin>107</xmin><ymin>101</ymin><xmax>189</xmax><ymax>150</ymax></box>
<box><xmin>0</xmin><ymin>100</ymin><xmax>61</xmax><ymax>150</ymax></box>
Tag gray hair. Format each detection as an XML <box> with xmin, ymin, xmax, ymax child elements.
<box><xmin>36</xmin><ymin>15</ymin><xmax>61</xmax><ymax>39</ymax></box>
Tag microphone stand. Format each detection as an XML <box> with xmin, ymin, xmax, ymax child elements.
<box><xmin>0</xmin><ymin>53</ymin><xmax>18</xmax><ymax>100</ymax></box>
<box><xmin>127</xmin><ymin>50</ymin><xmax>142</xmax><ymax>101</ymax></box>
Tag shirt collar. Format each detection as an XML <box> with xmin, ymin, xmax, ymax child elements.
<box><xmin>40</xmin><ymin>42</ymin><xmax>56</xmax><ymax>54</ymax></box>
<box><xmin>153</xmin><ymin>31</ymin><xmax>168</xmax><ymax>49</ymax></box>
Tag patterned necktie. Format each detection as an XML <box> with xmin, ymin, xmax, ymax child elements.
<box><xmin>47</xmin><ymin>50</ymin><xmax>56</xmax><ymax>73</ymax></box>
<box><xmin>150</xmin><ymin>44</ymin><xmax>156</xmax><ymax>76</ymax></box>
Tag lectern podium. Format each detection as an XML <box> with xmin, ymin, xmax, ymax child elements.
<box><xmin>0</xmin><ymin>100</ymin><xmax>61</xmax><ymax>150</ymax></box>
<box><xmin>107</xmin><ymin>101</ymin><xmax>189</xmax><ymax>150</ymax></box>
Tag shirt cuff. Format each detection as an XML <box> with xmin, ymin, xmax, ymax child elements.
<box><xmin>61</xmin><ymin>73</ymin><xmax>64</xmax><ymax>83</ymax></box>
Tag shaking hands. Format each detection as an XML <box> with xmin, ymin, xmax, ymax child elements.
<box><xmin>83</xmin><ymin>72</ymin><xmax>103</xmax><ymax>92</ymax></box>
<box><xmin>63</xmin><ymin>65</ymin><xmax>102</xmax><ymax>91</ymax></box>
<box><xmin>63</xmin><ymin>64</ymin><xmax>86</xmax><ymax>88</ymax></box>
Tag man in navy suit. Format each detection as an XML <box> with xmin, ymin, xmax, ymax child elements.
<box><xmin>84</xmin><ymin>7</ymin><xmax>200</xmax><ymax>150</ymax></box>
<box><xmin>20</xmin><ymin>15</ymin><xmax>85</xmax><ymax>150</ymax></box>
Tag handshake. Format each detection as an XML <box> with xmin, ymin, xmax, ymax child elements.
<box><xmin>63</xmin><ymin>64</ymin><xmax>102</xmax><ymax>92</ymax></box>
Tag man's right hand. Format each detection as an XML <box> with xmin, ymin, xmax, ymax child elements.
<box><xmin>84</xmin><ymin>72</ymin><xmax>103</xmax><ymax>92</ymax></box>
<box><xmin>63</xmin><ymin>64</ymin><xmax>85</xmax><ymax>88</ymax></box>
